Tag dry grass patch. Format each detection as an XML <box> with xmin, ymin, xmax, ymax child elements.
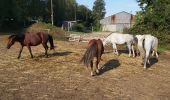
<box><xmin>0</xmin><ymin>35</ymin><xmax>170</xmax><ymax>100</ymax></box>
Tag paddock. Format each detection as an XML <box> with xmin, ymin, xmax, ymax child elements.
<box><xmin>0</xmin><ymin>35</ymin><xmax>170</xmax><ymax>100</ymax></box>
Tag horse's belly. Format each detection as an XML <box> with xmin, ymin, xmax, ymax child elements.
<box><xmin>114</xmin><ymin>40</ymin><xmax>125</xmax><ymax>44</ymax></box>
<box><xmin>30</xmin><ymin>40</ymin><xmax>41</xmax><ymax>46</ymax></box>
<box><xmin>25</xmin><ymin>39</ymin><xmax>41</xmax><ymax>46</ymax></box>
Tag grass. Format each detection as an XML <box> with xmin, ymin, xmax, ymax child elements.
<box><xmin>0</xmin><ymin>35</ymin><xmax>170</xmax><ymax>99</ymax></box>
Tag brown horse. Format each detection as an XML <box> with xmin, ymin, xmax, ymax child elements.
<box><xmin>81</xmin><ymin>39</ymin><xmax>104</xmax><ymax>76</ymax></box>
<box><xmin>6</xmin><ymin>32</ymin><xmax>55</xmax><ymax>59</ymax></box>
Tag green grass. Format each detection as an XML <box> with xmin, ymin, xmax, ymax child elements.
<box><xmin>158</xmin><ymin>44</ymin><xmax>170</xmax><ymax>53</ymax></box>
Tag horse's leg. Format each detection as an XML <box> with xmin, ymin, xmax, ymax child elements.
<box><xmin>95</xmin><ymin>58</ymin><xmax>100</xmax><ymax>74</ymax></box>
<box><xmin>27</xmin><ymin>46</ymin><xmax>33</xmax><ymax>58</ymax></box>
<box><xmin>153</xmin><ymin>50</ymin><xmax>159</xmax><ymax>58</ymax></box>
<box><xmin>155</xmin><ymin>51</ymin><xmax>159</xmax><ymax>58</ymax></box>
<box><xmin>90</xmin><ymin>61</ymin><xmax>94</xmax><ymax>76</ymax></box>
<box><xmin>112</xmin><ymin>43</ymin><xmax>119</xmax><ymax>55</ymax></box>
<box><xmin>17</xmin><ymin>46</ymin><xmax>23</xmax><ymax>59</ymax></box>
<box><xmin>127</xmin><ymin>44</ymin><xmax>132</xmax><ymax>57</ymax></box>
<box><xmin>144</xmin><ymin>50</ymin><xmax>150</xmax><ymax>69</ymax></box>
<box><xmin>132</xmin><ymin>45</ymin><xmax>135</xmax><ymax>57</ymax></box>
<box><xmin>42</xmin><ymin>43</ymin><xmax>48</xmax><ymax>57</ymax></box>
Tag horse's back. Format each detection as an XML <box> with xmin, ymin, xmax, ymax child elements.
<box><xmin>24</xmin><ymin>32</ymin><xmax>48</xmax><ymax>46</ymax></box>
<box><xmin>88</xmin><ymin>39</ymin><xmax>104</xmax><ymax>56</ymax></box>
<box><xmin>144</xmin><ymin>35</ymin><xmax>158</xmax><ymax>50</ymax></box>
<box><xmin>97</xmin><ymin>39</ymin><xmax>104</xmax><ymax>54</ymax></box>
<box><xmin>109</xmin><ymin>33</ymin><xmax>134</xmax><ymax>44</ymax></box>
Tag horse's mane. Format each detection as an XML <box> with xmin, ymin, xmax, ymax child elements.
<box><xmin>8</xmin><ymin>33</ymin><xmax>25</xmax><ymax>40</ymax></box>
<box><xmin>105</xmin><ymin>32</ymin><xmax>114</xmax><ymax>38</ymax></box>
<box><xmin>8</xmin><ymin>34</ymin><xmax>16</xmax><ymax>39</ymax></box>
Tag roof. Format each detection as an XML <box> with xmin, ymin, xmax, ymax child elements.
<box><xmin>101</xmin><ymin>11</ymin><xmax>135</xmax><ymax>20</ymax></box>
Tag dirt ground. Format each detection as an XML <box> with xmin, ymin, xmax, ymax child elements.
<box><xmin>0</xmin><ymin>35</ymin><xmax>170</xmax><ymax>100</ymax></box>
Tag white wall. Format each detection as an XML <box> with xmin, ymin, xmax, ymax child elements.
<box><xmin>102</xmin><ymin>25</ymin><xmax>116</xmax><ymax>32</ymax></box>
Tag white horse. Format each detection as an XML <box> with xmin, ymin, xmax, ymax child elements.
<box><xmin>135</xmin><ymin>34</ymin><xmax>158</xmax><ymax>69</ymax></box>
<box><xmin>103</xmin><ymin>33</ymin><xmax>135</xmax><ymax>57</ymax></box>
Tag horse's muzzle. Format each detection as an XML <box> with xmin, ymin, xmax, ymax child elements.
<box><xmin>6</xmin><ymin>46</ymin><xmax>10</xmax><ymax>49</ymax></box>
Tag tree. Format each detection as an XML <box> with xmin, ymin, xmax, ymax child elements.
<box><xmin>92</xmin><ymin>0</ymin><xmax>106</xmax><ymax>31</ymax></box>
<box><xmin>128</xmin><ymin>0</ymin><xmax>170</xmax><ymax>46</ymax></box>
<box><xmin>0</xmin><ymin>0</ymin><xmax>21</xmax><ymax>28</ymax></box>
<box><xmin>49</xmin><ymin>0</ymin><xmax>77</xmax><ymax>26</ymax></box>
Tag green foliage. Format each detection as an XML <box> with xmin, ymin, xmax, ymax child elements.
<box><xmin>126</xmin><ymin>0</ymin><xmax>170</xmax><ymax>50</ymax></box>
<box><xmin>72</xmin><ymin>23</ymin><xmax>91</xmax><ymax>33</ymax></box>
<box><xmin>0</xmin><ymin>0</ymin><xmax>48</xmax><ymax>29</ymax></box>
<box><xmin>75</xmin><ymin>5</ymin><xmax>93</xmax><ymax>32</ymax></box>
<box><xmin>49</xmin><ymin>0</ymin><xmax>77</xmax><ymax>26</ymax></box>
<box><xmin>0</xmin><ymin>0</ymin><xmax>96</xmax><ymax>33</ymax></box>
<box><xmin>73</xmin><ymin>23</ymin><xmax>86</xmax><ymax>32</ymax></box>
<box><xmin>92</xmin><ymin>0</ymin><xmax>106</xmax><ymax>31</ymax></box>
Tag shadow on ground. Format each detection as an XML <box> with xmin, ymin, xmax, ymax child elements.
<box><xmin>147</xmin><ymin>57</ymin><xmax>158</xmax><ymax>68</ymax></box>
<box><xmin>99</xmin><ymin>59</ymin><xmax>120</xmax><ymax>75</ymax></box>
<box><xmin>36</xmin><ymin>51</ymin><xmax>73</xmax><ymax>58</ymax></box>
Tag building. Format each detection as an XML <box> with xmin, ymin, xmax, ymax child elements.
<box><xmin>100</xmin><ymin>11</ymin><xmax>135</xmax><ymax>32</ymax></box>
<box><xmin>62</xmin><ymin>21</ymin><xmax>77</xmax><ymax>32</ymax></box>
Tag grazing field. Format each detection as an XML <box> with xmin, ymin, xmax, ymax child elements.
<box><xmin>0</xmin><ymin>35</ymin><xmax>170</xmax><ymax>100</ymax></box>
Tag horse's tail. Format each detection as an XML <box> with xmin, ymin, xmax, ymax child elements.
<box><xmin>48</xmin><ymin>35</ymin><xmax>55</xmax><ymax>50</ymax></box>
<box><xmin>80</xmin><ymin>43</ymin><xmax>97</xmax><ymax>66</ymax></box>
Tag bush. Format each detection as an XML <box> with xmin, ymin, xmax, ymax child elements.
<box><xmin>124</xmin><ymin>25</ymin><xmax>170</xmax><ymax>50</ymax></box>
<box><xmin>26</xmin><ymin>22</ymin><xmax>67</xmax><ymax>40</ymax></box>
<box><xmin>72</xmin><ymin>23</ymin><xmax>91</xmax><ymax>33</ymax></box>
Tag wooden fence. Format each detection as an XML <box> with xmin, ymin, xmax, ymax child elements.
<box><xmin>67</xmin><ymin>34</ymin><xmax>105</xmax><ymax>42</ymax></box>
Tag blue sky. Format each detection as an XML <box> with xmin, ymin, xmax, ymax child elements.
<box><xmin>76</xmin><ymin>0</ymin><xmax>141</xmax><ymax>17</ymax></box>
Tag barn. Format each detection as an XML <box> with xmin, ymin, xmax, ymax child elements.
<box><xmin>100</xmin><ymin>11</ymin><xmax>135</xmax><ymax>32</ymax></box>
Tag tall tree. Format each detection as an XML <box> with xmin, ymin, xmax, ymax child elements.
<box><xmin>92</xmin><ymin>0</ymin><xmax>106</xmax><ymax>31</ymax></box>
<box><xmin>0</xmin><ymin>0</ymin><xmax>21</xmax><ymax>28</ymax></box>
<box><xmin>49</xmin><ymin>0</ymin><xmax>77</xmax><ymax>26</ymax></box>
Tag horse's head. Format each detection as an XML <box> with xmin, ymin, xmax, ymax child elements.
<box><xmin>6</xmin><ymin>35</ymin><xmax>17</xmax><ymax>49</ymax></box>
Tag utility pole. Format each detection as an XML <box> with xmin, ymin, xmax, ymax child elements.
<box><xmin>51</xmin><ymin>0</ymin><xmax>54</xmax><ymax>26</ymax></box>
<box><xmin>74</xmin><ymin>3</ymin><xmax>77</xmax><ymax>21</ymax></box>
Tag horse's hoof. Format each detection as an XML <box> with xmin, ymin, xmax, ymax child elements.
<box><xmin>96</xmin><ymin>69</ymin><xmax>100</xmax><ymax>74</ymax></box>
<box><xmin>91</xmin><ymin>72</ymin><xmax>95</xmax><ymax>76</ymax></box>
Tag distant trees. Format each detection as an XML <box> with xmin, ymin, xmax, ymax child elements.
<box><xmin>0</xmin><ymin>0</ymin><xmax>106</xmax><ymax>32</ymax></box>
<box><xmin>92</xmin><ymin>0</ymin><xmax>106</xmax><ymax>31</ymax></box>
<box><xmin>0</xmin><ymin>0</ymin><xmax>47</xmax><ymax>29</ymax></box>
<box><xmin>51</xmin><ymin>0</ymin><xmax>77</xmax><ymax>26</ymax></box>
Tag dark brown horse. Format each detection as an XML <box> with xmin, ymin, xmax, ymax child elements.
<box><xmin>6</xmin><ymin>32</ymin><xmax>55</xmax><ymax>59</ymax></box>
<box><xmin>81</xmin><ymin>39</ymin><xmax>104</xmax><ymax>76</ymax></box>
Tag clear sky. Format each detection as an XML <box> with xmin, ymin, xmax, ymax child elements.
<box><xmin>76</xmin><ymin>0</ymin><xmax>141</xmax><ymax>17</ymax></box>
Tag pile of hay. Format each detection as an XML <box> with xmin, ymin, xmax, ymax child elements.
<box><xmin>26</xmin><ymin>22</ymin><xmax>67</xmax><ymax>40</ymax></box>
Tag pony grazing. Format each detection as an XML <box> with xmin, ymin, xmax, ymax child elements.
<box><xmin>81</xmin><ymin>39</ymin><xmax>104</xmax><ymax>76</ymax></box>
<box><xmin>6</xmin><ymin>32</ymin><xmax>55</xmax><ymax>59</ymax></box>
<box><xmin>103</xmin><ymin>32</ymin><xmax>135</xmax><ymax>57</ymax></box>
<box><xmin>135</xmin><ymin>34</ymin><xmax>158</xmax><ymax>69</ymax></box>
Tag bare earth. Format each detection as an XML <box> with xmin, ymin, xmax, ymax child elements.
<box><xmin>0</xmin><ymin>35</ymin><xmax>170</xmax><ymax>100</ymax></box>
